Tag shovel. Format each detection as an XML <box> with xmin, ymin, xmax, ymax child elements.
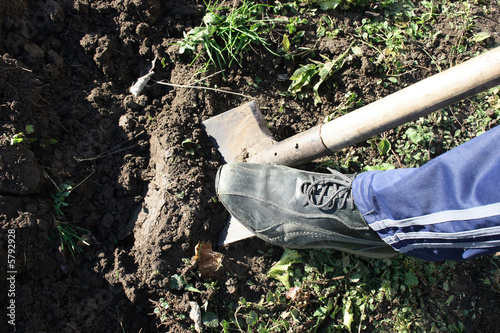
<box><xmin>202</xmin><ymin>46</ymin><xmax>500</xmax><ymax>246</ymax></box>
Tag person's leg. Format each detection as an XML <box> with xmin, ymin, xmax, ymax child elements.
<box><xmin>353</xmin><ymin>125</ymin><xmax>500</xmax><ymax>261</ymax></box>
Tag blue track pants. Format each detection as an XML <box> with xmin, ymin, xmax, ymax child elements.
<box><xmin>352</xmin><ymin>125</ymin><xmax>500</xmax><ymax>261</ymax></box>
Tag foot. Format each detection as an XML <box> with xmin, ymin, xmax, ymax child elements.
<box><xmin>216</xmin><ymin>163</ymin><xmax>397</xmax><ymax>258</ymax></box>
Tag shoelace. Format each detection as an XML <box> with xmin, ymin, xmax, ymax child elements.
<box><xmin>301</xmin><ymin>168</ymin><xmax>355</xmax><ymax>210</ymax></box>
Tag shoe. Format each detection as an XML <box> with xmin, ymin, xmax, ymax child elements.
<box><xmin>216</xmin><ymin>163</ymin><xmax>397</xmax><ymax>258</ymax></box>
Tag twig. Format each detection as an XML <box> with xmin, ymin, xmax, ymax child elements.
<box><xmin>74</xmin><ymin>131</ymin><xmax>144</xmax><ymax>162</ymax></box>
<box><xmin>448</xmin><ymin>107</ymin><xmax>467</xmax><ymax>133</ymax></box>
<box><xmin>416</xmin><ymin>42</ymin><xmax>442</xmax><ymax>72</ymax></box>
<box><xmin>74</xmin><ymin>144</ymin><xmax>140</xmax><ymax>162</ymax></box>
<box><xmin>391</xmin><ymin>149</ymin><xmax>403</xmax><ymax>168</ymax></box>
<box><xmin>65</xmin><ymin>323</ymin><xmax>81</xmax><ymax>333</ymax></box>
<box><xmin>71</xmin><ymin>169</ymin><xmax>96</xmax><ymax>192</ymax></box>
<box><xmin>44</xmin><ymin>168</ymin><xmax>95</xmax><ymax>193</ymax></box>
<box><xmin>187</xmin><ymin>70</ymin><xmax>224</xmax><ymax>86</ymax></box>
<box><xmin>44</xmin><ymin>170</ymin><xmax>61</xmax><ymax>191</ymax></box>
<box><xmin>155</xmin><ymin>80</ymin><xmax>253</xmax><ymax>99</ymax></box>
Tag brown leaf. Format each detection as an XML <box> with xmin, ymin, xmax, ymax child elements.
<box><xmin>194</xmin><ymin>241</ymin><xmax>223</xmax><ymax>278</ymax></box>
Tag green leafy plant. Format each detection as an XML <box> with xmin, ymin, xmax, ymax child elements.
<box><xmin>286</xmin><ymin>17</ymin><xmax>308</xmax><ymax>35</ymax></box>
<box><xmin>9</xmin><ymin>124</ymin><xmax>35</xmax><ymax>145</ymax></box>
<box><xmin>289</xmin><ymin>43</ymin><xmax>354</xmax><ymax>105</ymax></box>
<box><xmin>181</xmin><ymin>138</ymin><xmax>200</xmax><ymax>155</ymax></box>
<box><xmin>363</xmin><ymin>162</ymin><xmax>395</xmax><ymax>172</ymax></box>
<box><xmin>178</xmin><ymin>0</ymin><xmax>279</xmax><ymax>69</ymax></box>
<box><xmin>8</xmin><ymin>124</ymin><xmax>58</xmax><ymax>147</ymax></box>
<box><xmin>267</xmin><ymin>249</ymin><xmax>302</xmax><ymax>288</ymax></box>
<box><xmin>52</xmin><ymin>183</ymin><xmax>73</xmax><ymax>217</ymax></box>
<box><xmin>392</xmin><ymin>120</ymin><xmax>436</xmax><ymax>167</ymax></box>
<box><xmin>170</xmin><ymin>274</ymin><xmax>201</xmax><ymax>293</ymax></box>
<box><xmin>202</xmin><ymin>312</ymin><xmax>219</xmax><ymax>328</ymax></box>
<box><xmin>377</xmin><ymin>138</ymin><xmax>392</xmax><ymax>156</ymax></box>
<box><xmin>49</xmin><ymin>173</ymin><xmax>93</xmax><ymax>259</ymax></box>
<box><xmin>10</xmin><ymin>132</ymin><xmax>25</xmax><ymax>145</ymax></box>
<box><xmin>151</xmin><ymin>296</ymin><xmax>190</xmax><ymax>327</ymax></box>
<box><xmin>317</xmin><ymin>15</ymin><xmax>341</xmax><ymax>39</ymax></box>
<box><xmin>152</xmin><ymin>298</ymin><xmax>170</xmax><ymax>324</ymax></box>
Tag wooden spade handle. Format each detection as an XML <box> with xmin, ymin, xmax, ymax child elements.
<box><xmin>250</xmin><ymin>47</ymin><xmax>500</xmax><ymax>166</ymax></box>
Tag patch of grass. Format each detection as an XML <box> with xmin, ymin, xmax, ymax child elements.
<box><xmin>54</xmin><ymin>221</ymin><xmax>89</xmax><ymax>259</ymax></box>
<box><xmin>216</xmin><ymin>250</ymin><xmax>462</xmax><ymax>332</ymax></box>
<box><xmin>390</xmin><ymin>87</ymin><xmax>500</xmax><ymax>167</ymax></box>
<box><xmin>51</xmin><ymin>182</ymin><xmax>90</xmax><ymax>259</ymax></box>
<box><xmin>48</xmin><ymin>173</ymin><xmax>94</xmax><ymax>260</ymax></box>
<box><xmin>177</xmin><ymin>0</ymin><xmax>280</xmax><ymax>69</ymax></box>
<box><xmin>320</xmin><ymin>86</ymin><xmax>499</xmax><ymax>171</ymax></box>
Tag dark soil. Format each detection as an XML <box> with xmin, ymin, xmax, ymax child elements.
<box><xmin>1</xmin><ymin>0</ymin><xmax>499</xmax><ymax>332</ymax></box>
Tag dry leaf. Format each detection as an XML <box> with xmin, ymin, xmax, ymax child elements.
<box><xmin>194</xmin><ymin>241</ymin><xmax>223</xmax><ymax>278</ymax></box>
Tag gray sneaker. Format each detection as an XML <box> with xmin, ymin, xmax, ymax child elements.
<box><xmin>216</xmin><ymin>163</ymin><xmax>397</xmax><ymax>258</ymax></box>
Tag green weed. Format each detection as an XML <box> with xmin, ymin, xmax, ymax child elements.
<box><xmin>395</xmin><ymin>120</ymin><xmax>436</xmax><ymax>167</ymax></box>
<box><xmin>170</xmin><ymin>274</ymin><xmax>201</xmax><ymax>293</ymax></box>
<box><xmin>362</xmin><ymin>162</ymin><xmax>395</xmax><ymax>171</ymax></box>
<box><xmin>267</xmin><ymin>249</ymin><xmax>302</xmax><ymax>289</ymax></box>
<box><xmin>54</xmin><ymin>221</ymin><xmax>89</xmax><ymax>259</ymax></box>
<box><xmin>9</xmin><ymin>124</ymin><xmax>35</xmax><ymax>145</ymax></box>
<box><xmin>51</xmin><ymin>183</ymin><xmax>90</xmax><ymax>259</ymax></box>
<box><xmin>181</xmin><ymin>138</ymin><xmax>200</xmax><ymax>155</ymax></box>
<box><xmin>317</xmin><ymin>16</ymin><xmax>341</xmax><ymax>39</ymax></box>
<box><xmin>151</xmin><ymin>298</ymin><xmax>170</xmax><ymax>325</ymax></box>
<box><xmin>289</xmin><ymin>43</ymin><xmax>354</xmax><ymax>105</ymax></box>
<box><xmin>7</xmin><ymin>124</ymin><xmax>58</xmax><ymax>147</ymax></box>
<box><xmin>178</xmin><ymin>0</ymin><xmax>279</xmax><ymax>69</ymax></box>
<box><xmin>10</xmin><ymin>132</ymin><xmax>26</xmax><ymax>145</ymax></box>
<box><xmin>218</xmin><ymin>249</ymin><xmax>462</xmax><ymax>332</ymax></box>
<box><xmin>52</xmin><ymin>183</ymin><xmax>73</xmax><ymax>217</ymax></box>
<box><xmin>49</xmin><ymin>173</ymin><xmax>94</xmax><ymax>259</ymax></box>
